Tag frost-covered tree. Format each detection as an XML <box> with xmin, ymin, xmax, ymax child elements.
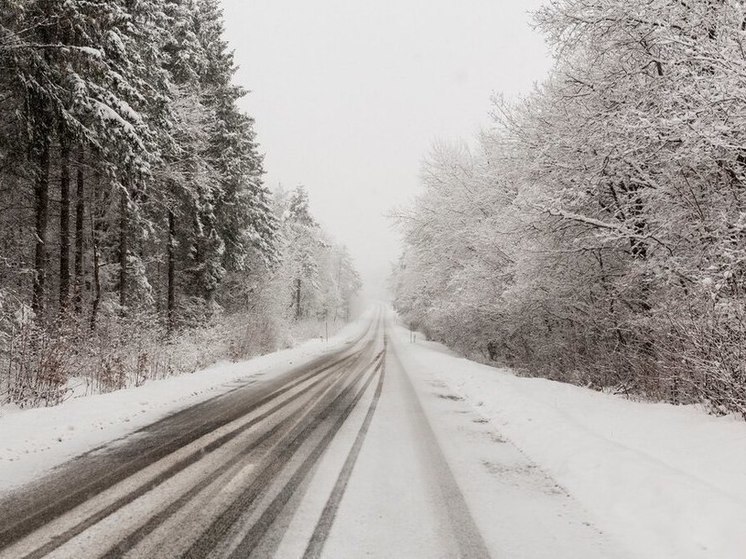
<box><xmin>0</xmin><ymin>0</ymin><xmax>288</xmax><ymax>405</ymax></box>
<box><xmin>331</xmin><ymin>245</ymin><xmax>362</xmax><ymax>321</ymax></box>
<box><xmin>156</xmin><ymin>0</ymin><xmax>277</xmax><ymax>323</ymax></box>
<box><xmin>282</xmin><ymin>186</ymin><xmax>322</xmax><ymax>320</ymax></box>
<box><xmin>271</xmin><ymin>186</ymin><xmax>361</xmax><ymax>323</ymax></box>
<box><xmin>394</xmin><ymin>0</ymin><xmax>746</xmax><ymax>416</ymax></box>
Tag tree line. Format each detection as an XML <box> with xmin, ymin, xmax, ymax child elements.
<box><xmin>392</xmin><ymin>0</ymin><xmax>746</xmax><ymax>417</ymax></box>
<box><xmin>0</xmin><ymin>0</ymin><xmax>360</xmax><ymax>406</ymax></box>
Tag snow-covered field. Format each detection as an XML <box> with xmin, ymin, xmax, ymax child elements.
<box><xmin>392</xmin><ymin>322</ymin><xmax>746</xmax><ymax>559</ymax></box>
<box><xmin>0</xmin><ymin>314</ymin><xmax>370</xmax><ymax>494</ymax></box>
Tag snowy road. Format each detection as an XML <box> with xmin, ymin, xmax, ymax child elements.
<box><xmin>0</xmin><ymin>309</ymin><xmax>621</xmax><ymax>558</ymax></box>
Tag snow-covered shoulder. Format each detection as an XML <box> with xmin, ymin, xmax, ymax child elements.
<box><xmin>0</xmin><ymin>312</ymin><xmax>371</xmax><ymax>495</ymax></box>
<box><xmin>391</xmin><ymin>321</ymin><xmax>746</xmax><ymax>559</ymax></box>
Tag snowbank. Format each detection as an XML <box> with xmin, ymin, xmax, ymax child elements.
<box><xmin>0</xmin><ymin>312</ymin><xmax>371</xmax><ymax>494</ymax></box>
<box><xmin>391</xmin><ymin>322</ymin><xmax>746</xmax><ymax>559</ymax></box>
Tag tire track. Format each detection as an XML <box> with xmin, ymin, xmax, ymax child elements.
<box><xmin>302</xmin><ymin>341</ymin><xmax>387</xmax><ymax>559</ymax></box>
<box><xmin>184</xmin><ymin>352</ymin><xmax>384</xmax><ymax>559</ymax></box>
<box><xmin>228</xmin><ymin>358</ymin><xmax>386</xmax><ymax>559</ymax></box>
<box><xmin>19</xmin><ymin>352</ymin><xmax>358</xmax><ymax>559</ymax></box>
<box><xmin>0</xmin><ymin>312</ymin><xmax>386</xmax><ymax>559</ymax></box>
<box><xmin>389</xmin><ymin>337</ymin><xmax>491</xmax><ymax>559</ymax></box>
<box><xmin>0</xmin><ymin>351</ymin><xmax>347</xmax><ymax>551</ymax></box>
<box><xmin>98</xmin><ymin>348</ymin><xmax>382</xmax><ymax>558</ymax></box>
<box><xmin>0</xmin><ymin>313</ymin><xmax>381</xmax><ymax>557</ymax></box>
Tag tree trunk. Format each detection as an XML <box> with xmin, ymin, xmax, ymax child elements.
<box><xmin>31</xmin><ymin>130</ymin><xmax>50</xmax><ymax>317</ymax></box>
<box><xmin>59</xmin><ymin>135</ymin><xmax>71</xmax><ymax>312</ymax></box>
<box><xmin>119</xmin><ymin>186</ymin><xmax>129</xmax><ymax>313</ymax></box>
<box><xmin>90</xmin><ymin>211</ymin><xmax>101</xmax><ymax>331</ymax></box>
<box><xmin>167</xmin><ymin>208</ymin><xmax>175</xmax><ymax>333</ymax></box>
<box><xmin>73</xmin><ymin>147</ymin><xmax>85</xmax><ymax>314</ymax></box>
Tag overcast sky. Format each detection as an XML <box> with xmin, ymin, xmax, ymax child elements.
<box><xmin>220</xmin><ymin>0</ymin><xmax>552</xmax><ymax>300</ymax></box>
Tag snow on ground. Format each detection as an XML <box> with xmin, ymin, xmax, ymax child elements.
<box><xmin>4</xmin><ymin>306</ymin><xmax>744</xmax><ymax>558</ymax></box>
<box><xmin>392</xmin><ymin>320</ymin><xmax>746</xmax><ymax>559</ymax></box>
<box><xmin>0</xmin><ymin>313</ymin><xmax>371</xmax><ymax>495</ymax></box>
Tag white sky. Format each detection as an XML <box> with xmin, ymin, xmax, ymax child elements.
<box><xmin>221</xmin><ymin>0</ymin><xmax>552</xmax><ymax>300</ymax></box>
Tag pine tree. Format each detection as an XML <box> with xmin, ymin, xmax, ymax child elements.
<box><xmin>0</xmin><ymin>0</ymin><xmax>341</xmax><ymax>406</ymax></box>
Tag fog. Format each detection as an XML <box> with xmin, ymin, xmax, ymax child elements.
<box><xmin>221</xmin><ymin>0</ymin><xmax>552</xmax><ymax>300</ymax></box>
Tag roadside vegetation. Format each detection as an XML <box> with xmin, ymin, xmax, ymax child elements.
<box><xmin>392</xmin><ymin>0</ymin><xmax>746</xmax><ymax>417</ymax></box>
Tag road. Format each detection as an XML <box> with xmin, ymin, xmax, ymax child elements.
<box><xmin>0</xmin><ymin>310</ymin><xmax>621</xmax><ymax>558</ymax></box>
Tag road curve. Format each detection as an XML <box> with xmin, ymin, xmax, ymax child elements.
<box><xmin>0</xmin><ymin>309</ymin><xmax>490</xmax><ymax>558</ymax></box>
